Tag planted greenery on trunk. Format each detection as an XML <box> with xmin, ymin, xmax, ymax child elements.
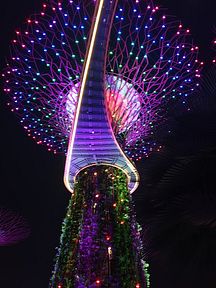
<box><xmin>50</xmin><ymin>166</ymin><xmax>149</xmax><ymax>288</ymax></box>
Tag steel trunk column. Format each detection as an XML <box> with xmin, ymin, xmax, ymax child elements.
<box><xmin>64</xmin><ymin>0</ymin><xmax>139</xmax><ymax>193</ymax></box>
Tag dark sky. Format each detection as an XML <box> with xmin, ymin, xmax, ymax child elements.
<box><xmin>0</xmin><ymin>1</ymin><xmax>216</xmax><ymax>288</ymax></box>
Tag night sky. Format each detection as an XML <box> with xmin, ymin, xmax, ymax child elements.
<box><xmin>0</xmin><ymin>0</ymin><xmax>216</xmax><ymax>287</ymax></box>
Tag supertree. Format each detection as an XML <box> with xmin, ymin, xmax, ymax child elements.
<box><xmin>2</xmin><ymin>0</ymin><xmax>202</xmax><ymax>287</ymax></box>
<box><xmin>0</xmin><ymin>208</ymin><xmax>30</xmax><ymax>246</ymax></box>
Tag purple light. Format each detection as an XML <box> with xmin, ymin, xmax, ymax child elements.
<box><xmin>65</xmin><ymin>75</ymin><xmax>141</xmax><ymax>135</ymax></box>
<box><xmin>0</xmin><ymin>208</ymin><xmax>30</xmax><ymax>246</ymax></box>
<box><xmin>2</xmin><ymin>0</ymin><xmax>202</xmax><ymax>159</ymax></box>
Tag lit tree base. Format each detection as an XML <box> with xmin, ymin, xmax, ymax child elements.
<box><xmin>50</xmin><ymin>166</ymin><xmax>150</xmax><ymax>288</ymax></box>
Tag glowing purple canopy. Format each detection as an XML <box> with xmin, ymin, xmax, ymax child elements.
<box><xmin>3</xmin><ymin>0</ymin><xmax>202</xmax><ymax>160</ymax></box>
<box><xmin>0</xmin><ymin>208</ymin><xmax>30</xmax><ymax>246</ymax></box>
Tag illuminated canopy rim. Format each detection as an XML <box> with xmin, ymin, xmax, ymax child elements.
<box><xmin>3</xmin><ymin>0</ymin><xmax>202</xmax><ymax>159</ymax></box>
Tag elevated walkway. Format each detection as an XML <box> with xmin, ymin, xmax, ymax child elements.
<box><xmin>64</xmin><ymin>0</ymin><xmax>139</xmax><ymax>193</ymax></box>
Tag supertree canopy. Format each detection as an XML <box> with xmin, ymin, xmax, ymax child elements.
<box><xmin>2</xmin><ymin>0</ymin><xmax>202</xmax><ymax>160</ymax></box>
<box><xmin>0</xmin><ymin>208</ymin><xmax>30</xmax><ymax>246</ymax></box>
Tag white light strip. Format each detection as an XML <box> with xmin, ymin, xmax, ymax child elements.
<box><xmin>64</xmin><ymin>0</ymin><xmax>105</xmax><ymax>193</ymax></box>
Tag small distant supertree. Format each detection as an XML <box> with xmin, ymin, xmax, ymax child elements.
<box><xmin>0</xmin><ymin>208</ymin><xmax>30</xmax><ymax>246</ymax></box>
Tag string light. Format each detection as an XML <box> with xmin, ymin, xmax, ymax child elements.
<box><xmin>3</xmin><ymin>0</ymin><xmax>201</xmax><ymax>160</ymax></box>
<box><xmin>50</xmin><ymin>166</ymin><xmax>149</xmax><ymax>287</ymax></box>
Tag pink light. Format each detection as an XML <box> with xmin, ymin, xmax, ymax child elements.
<box><xmin>66</xmin><ymin>76</ymin><xmax>141</xmax><ymax>135</ymax></box>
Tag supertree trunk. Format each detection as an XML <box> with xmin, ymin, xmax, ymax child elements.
<box><xmin>50</xmin><ymin>166</ymin><xmax>149</xmax><ymax>288</ymax></box>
